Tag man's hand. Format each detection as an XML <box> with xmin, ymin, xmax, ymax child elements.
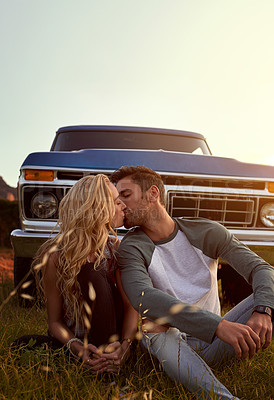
<box><xmin>246</xmin><ymin>312</ymin><xmax>272</xmax><ymax>350</ymax></box>
<box><xmin>215</xmin><ymin>319</ymin><xmax>261</xmax><ymax>360</ymax></box>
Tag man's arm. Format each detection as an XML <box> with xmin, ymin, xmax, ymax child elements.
<box><xmin>217</xmin><ymin>231</ymin><xmax>273</xmax><ymax>349</ymax></box>
<box><xmin>118</xmin><ymin>243</ymin><xmax>267</xmax><ymax>357</ymax></box>
<box><xmin>175</xmin><ymin>217</ymin><xmax>274</xmax><ymax>310</ymax></box>
<box><xmin>118</xmin><ymin>233</ymin><xmax>222</xmax><ymax>344</ymax></box>
<box><xmin>118</xmin><ymin>224</ymin><xmax>273</xmax><ymax>354</ymax></box>
<box><xmin>178</xmin><ymin>217</ymin><xmax>273</xmax><ymax>349</ymax></box>
<box><xmin>219</xmin><ymin>235</ymin><xmax>274</xmax><ymax>307</ymax></box>
<box><xmin>176</xmin><ymin>217</ymin><xmax>274</xmax><ymax>310</ymax></box>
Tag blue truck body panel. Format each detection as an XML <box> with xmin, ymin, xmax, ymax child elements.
<box><xmin>22</xmin><ymin>149</ymin><xmax>274</xmax><ymax>179</ymax></box>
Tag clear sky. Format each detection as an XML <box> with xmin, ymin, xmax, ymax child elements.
<box><xmin>1</xmin><ymin>0</ymin><xmax>274</xmax><ymax>187</ymax></box>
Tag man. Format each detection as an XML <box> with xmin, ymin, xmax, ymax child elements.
<box><xmin>111</xmin><ymin>166</ymin><xmax>273</xmax><ymax>400</ymax></box>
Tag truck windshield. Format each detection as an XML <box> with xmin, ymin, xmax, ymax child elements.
<box><xmin>52</xmin><ymin>131</ymin><xmax>211</xmax><ymax>155</ymax></box>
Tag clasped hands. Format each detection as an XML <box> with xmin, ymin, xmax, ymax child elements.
<box><xmin>81</xmin><ymin>341</ymin><xmax>130</xmax><ymax>374</ymax></box>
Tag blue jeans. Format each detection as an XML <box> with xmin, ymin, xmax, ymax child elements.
<box><xmin>142</xmin><ymin>295</ymin><xmax>257</xmax><ymax>400</ymax></box>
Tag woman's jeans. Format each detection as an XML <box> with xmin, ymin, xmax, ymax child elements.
<box><xmin>142</xmin><ymin>295</ymin><xmax>258</xmax><ymax>400</ymax></box>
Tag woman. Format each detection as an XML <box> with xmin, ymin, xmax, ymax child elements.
<box><xmin>15</xmin><ymin>174</ymin><xmax>138</xmax><ymax>373</ymax></box>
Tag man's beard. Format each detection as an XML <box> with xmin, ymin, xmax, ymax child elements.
<box><xmin>123</xmin><ymin>208</ymin><xmax>149</xmax><ymax>229</ymax></box>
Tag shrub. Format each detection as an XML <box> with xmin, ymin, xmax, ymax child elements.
<box><xmin>0</xmin><ymin>200</ymin><xmax>19</xmax><ymax>247</ymax></box>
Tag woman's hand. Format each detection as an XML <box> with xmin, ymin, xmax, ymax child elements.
<box><xmin>101</xmin><ymin>341</ymin><xmax>131</xmax><ymax>373</ymax></box>
<box><xmin>81</xmin><ymin>344</ymin><xmax>109</xmax><ymax>373</ymax></box>
<box><xmin>80</xmin><ymin>341</ymin><xmax>130</xmax><ymax>373</ymax></box>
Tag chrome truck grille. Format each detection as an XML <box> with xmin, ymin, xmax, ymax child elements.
<box><xmin>167</xmin><ymin>191</ymin><xmax>257</xmax><ymax>227</ymax></box>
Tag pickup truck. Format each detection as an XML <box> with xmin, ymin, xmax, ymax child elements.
<box><xmin>11</xmin><ymin>125</ymin><xmax>274</xmax><ymax>304</ymax></box>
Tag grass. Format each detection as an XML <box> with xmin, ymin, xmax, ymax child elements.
<box><xmin>2</xmin><ymin>285</ymin><xmax>185</xmax><ymax>400</ymax></box>
<box><xmin>0</xmin><ymin>279</ymin><xmax>273</xmax><ymax>399</ymax></box>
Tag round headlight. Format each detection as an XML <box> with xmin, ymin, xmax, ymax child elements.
<box><xmin>260</xmin><ymin>202</ymin><xmax>274</xmax><ymax>227</ymax></box>
<box><xmin>31</xmin><ymin>192</ymin><xmax>58</xmax><ymax>218</ymax></box>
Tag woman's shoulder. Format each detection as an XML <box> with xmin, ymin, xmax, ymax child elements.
<box><xmin>41</xmin><ymin>250</ymin><xmax>60</xmax><ymax>273</ymax></box>
<box><xmin>40</xmin><ymin>251</ymin><xmax>60</xmax><ymax>283</ymax></box>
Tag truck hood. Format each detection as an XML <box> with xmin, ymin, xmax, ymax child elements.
<box><xmin>22</xmin><ymin>149</ymin><xmax>274</xmax><ymax>180</ymax></box>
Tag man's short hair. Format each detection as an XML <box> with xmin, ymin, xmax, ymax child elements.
<box><xmin>110</xmin><ymin>166</ymin><xmax>165</xmax><ymax>205</ymax></box>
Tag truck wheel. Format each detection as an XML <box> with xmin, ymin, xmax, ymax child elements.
<box><xmin>13</xmin><ymin>256</ymin><xmax>36</xmax><ymax>306</ymax></box>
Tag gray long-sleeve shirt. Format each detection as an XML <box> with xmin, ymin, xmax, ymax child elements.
<box><xmin>117</xmin><ymin>218</ymin><xmax>274</xmax><ymax>343</ymax></box>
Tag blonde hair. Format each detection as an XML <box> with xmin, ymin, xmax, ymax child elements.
<box><xmin>34</xmin><ymin>174</ymin><xmax>117</xmax><ymax>332</ymax></box>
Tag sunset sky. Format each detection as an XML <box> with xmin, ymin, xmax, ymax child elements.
<box><xmin>1</xmin><ymin>0</ymin><xmax>274</xmax><ymax>187</ymax></box>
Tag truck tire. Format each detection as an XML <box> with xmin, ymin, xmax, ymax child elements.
<box><xmin>13</xmin><ymin>256</ymin><xmax>36</xmax><ymax>306</ymax></box>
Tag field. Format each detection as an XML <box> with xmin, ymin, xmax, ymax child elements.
<box><xmin>0</xmin><ymin>248</ymin><xmax>273</xmax><ymax>399</ymax></box>
<box><xmin>0</xmin><ymin>247</ymin><xmax>14</xmax><ymax>281</ymax></box>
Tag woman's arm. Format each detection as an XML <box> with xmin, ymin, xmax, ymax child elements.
<box><xmin>43</xmin><ymin>252</ymin><xmax>75</xmax><ymax>345</ymax></box>
<box><xmin>43</xmin><ymin>253</ymin><xmax>108</xmax><ymax>372</ymax></box>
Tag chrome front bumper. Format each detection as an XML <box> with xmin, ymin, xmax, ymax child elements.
<box><xmin>10</xmin><ymin>229</ymin><xmax>56</xmax><ymax>258</ymax></box>
<box><xmin>11</xmin><ymin>227</ymin><xmax>274</xmax><ymax>264</ymax></box>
